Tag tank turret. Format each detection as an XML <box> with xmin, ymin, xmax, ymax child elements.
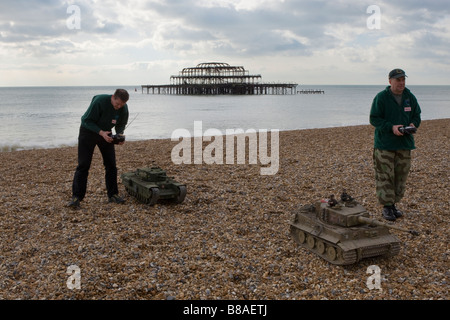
<box><xmin>290</xmin><ymin>192</ymin><xmax>418</xmax><ymax>265</ymax></box>
<box><xmin>121</xmin><ymin>167</ymin><xmax>187</xmax><ymax>205</ymax></box>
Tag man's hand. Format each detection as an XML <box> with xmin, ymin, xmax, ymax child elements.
<box><xmin>99</xmin><ymin>130</ymin><xmax>113</xmax><ymax>143</ymax></box>
<box><xmin>392</xmin><ymin>125</ymin><xmax>404</xmax><ymax>136</ymax></box>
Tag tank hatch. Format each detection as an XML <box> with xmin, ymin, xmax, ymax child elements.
<box><xmin>318</xmin><ymin>201</ymin><xmax>370</xmax><ymax>228</ymax></box>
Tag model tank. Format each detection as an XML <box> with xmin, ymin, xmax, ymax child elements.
<box><xmin>289</xmin><ymin>191</ymin><xmax>419</xmax><ymax>265</ymax></box>
<box><xmin>121</xmin><ymin>167</ymin><xmax>187</xmax><ymax>205</ymax></box>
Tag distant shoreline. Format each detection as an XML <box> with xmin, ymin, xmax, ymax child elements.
<box><xmin>2</xmin><ymin>118</ymin><xmax>449</xmax><ymax>153</ymax></box>
<box><xmin>2</xmin><ymin>84</ymin><xmax>450</xmax><ymax>88</ymax></box>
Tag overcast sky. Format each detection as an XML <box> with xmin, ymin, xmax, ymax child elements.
<box><xmin>1</xmin><ymin>0</ymin><xmax>449</xmax><ymax>86</ymax></box>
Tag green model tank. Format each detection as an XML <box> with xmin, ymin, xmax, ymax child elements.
<box><xmin>121</xmin><ymin>167</ymin><xmax>187</xmax><ymax>205</ymax></box>
<box><xmin>289</xmin><ymin>192</ymin><xmax>418</xmax><ymax>265</ymax></box>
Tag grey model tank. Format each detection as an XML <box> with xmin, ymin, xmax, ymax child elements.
<box><xmin>121</xmin><ymin>167</ymin><xmax>187</xmax><ymax>205</ymax></box>
<box><xmin>289</xmin><ymin>192</ymin><xmax>418</xmax><ymax>265</ymax></box>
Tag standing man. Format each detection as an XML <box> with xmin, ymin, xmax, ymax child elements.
<box><xmin>68</xmin><ymin>89</ymin><xmax>130</xmax><ymax>208</ymax></box>
<box><xmin>370</xmin><ymin>69</ymin><xmax>421</xmax><ymax>221</ymax></box>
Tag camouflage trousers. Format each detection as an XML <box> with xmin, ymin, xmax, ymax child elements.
<box><xmin>373</xmin><ymin>149</ymin><xmax>411</xmax><ymax>206</ymax></box>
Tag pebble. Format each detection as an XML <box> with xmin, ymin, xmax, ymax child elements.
<box><xmin>0</xmin><ymin>119</ymin><xmax>448</xmax><ymax>300</ymax></box>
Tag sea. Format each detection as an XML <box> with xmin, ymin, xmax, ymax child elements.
<box><xmin>0</xmin><ymin>85</ymin><xmax>449</xmax><ymax>152</ymax></box>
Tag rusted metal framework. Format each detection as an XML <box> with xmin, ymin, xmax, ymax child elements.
<box><xmin>170</xmin><ymin>62</ymin><xmax>261</xmax><ymax>85</ymax></box>
<box><xmin>142</xmin><ymin>62</ymin><xmax>297</xmax><ymax>95</ymax></box>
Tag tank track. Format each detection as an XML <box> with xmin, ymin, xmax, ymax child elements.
<box><xmin>290</xmin><ymin>226</ymin><xmax>401</xmax><ymax>265</ymax></box>
<box><xmin>290</xmin><ymin>226</ymin><xmax>358</xmax><ymax>265</ymax></box>
<box><xmin>125</xmin><ymin>185</ymin><xmax>187</xmax><ymax>205</ymax></box>
<box><xmin>386</xmin><ymin>242</ymin><xmax>401</xmax><ymax>257</ymax></box>
<box><xmin>125</xmin><ymin>186</ymin><xmax>160</xmax><ymax>205</ymax></box>
<box><xmin>175</xmin><ymin>185</ymin><xmax>187</xmax><ymax>204</ymax></box>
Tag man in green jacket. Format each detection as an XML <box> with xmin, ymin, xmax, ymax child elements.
<box><xmin>369</xmin><ymin>69</ymin><xmax>421</xmax><ymax>221</ymax></box>
<box><xmin>68</xmin><ymin>89</ymin><xmax>129</xmax><ymax>208</ymax></box>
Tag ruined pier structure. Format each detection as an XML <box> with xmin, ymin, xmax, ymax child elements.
<box><xmin>142</xmin><ymin>62</ymin><xmax>298</xmax><ymax>95</ymax></box>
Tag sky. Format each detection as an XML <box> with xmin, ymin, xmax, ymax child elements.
<box><xmin>0</xmin><ymin>0</ymin><xmax>449</xmax><ymax>86</ymax></box>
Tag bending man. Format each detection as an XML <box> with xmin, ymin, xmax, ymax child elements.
<box><xmin>68</xmin><ymin>89</ymin><xmax>129</xmax><ymax>208</ymax></box>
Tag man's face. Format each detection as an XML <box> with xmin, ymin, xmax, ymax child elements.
<box><xmin>111</xmin><ymin>95</ymin><xmax>127</xmax><ymax>110</ymax></box>
<box><xmin>389</xmin><ymin>76</ymin><xmax>406</xmax><ymax>95</ymax></box>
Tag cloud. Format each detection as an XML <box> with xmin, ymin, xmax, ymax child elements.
<box><xmin>0</xmin><ymin>0</ymin><xmax>449</xmax><ymax>85</ymax></box>
<box><xmin>142</xmin><ymin>0</ymin><xmax>365</xmax><ymax>56</ymax></box>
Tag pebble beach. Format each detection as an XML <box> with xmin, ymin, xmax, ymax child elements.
<box><xmin>0</xmin><ymin>119</ymin><xmax>448</xmax><ymax>300</ymax></box>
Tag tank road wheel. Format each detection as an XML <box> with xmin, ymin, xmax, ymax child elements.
<box><xmin>306</xmin><ymin>235</ymin><xmax>315</xmax><ymax>249</ymax></box>
<box><xmin>316</xmin><ymin>240</ymin><xmax>326</xmax><ymax>255</ymax></box>
<box><xmin>290</xmin><ymin>228</ymin><xmax>306</xmax><ymax>244</ymax></box>
<box><xmin>326</xmin><ymin>246</ymin><xmax>337</xmax><ymax>261</ymax></box>
<box><xmin>148</xmin><ymin>187</ymin><xmax>160</xmax><ymax>206</ymax></box>
<box><xmin>174</xmin><ymin>185</ymin><xmax>187</xmax><ymax>204</ymax></box>
<box><xmin>296</xmin><ymin>230</ymin><xmax>306</xmax><ymax>244</ymax></box>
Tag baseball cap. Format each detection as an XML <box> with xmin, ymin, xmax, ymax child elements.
<box><xmin>389</xmin><ymin>69</ymin><xmax>407</xmax><ymax>79</ymax></box>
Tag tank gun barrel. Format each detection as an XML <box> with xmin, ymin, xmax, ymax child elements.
<box><xmin>357</xmin><ymin>216</ymin><xmax>419</xmax><ymax>236</ymax></box>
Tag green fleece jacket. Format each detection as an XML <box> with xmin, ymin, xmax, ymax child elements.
<box><xmin>81</xmin><ymin>94</ymin><xmax>129</xmax><ymax>134</ymax></box>
<box><xmin>370</xmin><ymin>86</ymin><xmax>421</xmax><ymax>150</ymax></box>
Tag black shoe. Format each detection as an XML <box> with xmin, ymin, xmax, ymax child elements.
<box><xmin>392</xmin><ymin>204</ymin><xmax>403</xmax><ymax>218</ymax></box>
<box><xmin>109</xmin><ymin>194</ymin><xmax>125</xmax><ymax>204</ymax></box>
<box><xmin>67</xmin><ymin>196</ymin><xmax>81</xmax><ymax>209</ymax></box>
<box><xmin>382</xmin><ymin>206</ymin><xmax>396</xmax><ymax>221</ymax></box>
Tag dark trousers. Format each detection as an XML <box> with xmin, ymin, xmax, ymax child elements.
<box><xmin>72</xmin><ymin>126</ymin><xmax>118</xmax><ymax>200</ymax></box>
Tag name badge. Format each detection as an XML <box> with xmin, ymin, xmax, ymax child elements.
<box><xmin>404</xmin><ymin>107</ymin><xmax>411</xmax><ymax>112</ymax></box>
